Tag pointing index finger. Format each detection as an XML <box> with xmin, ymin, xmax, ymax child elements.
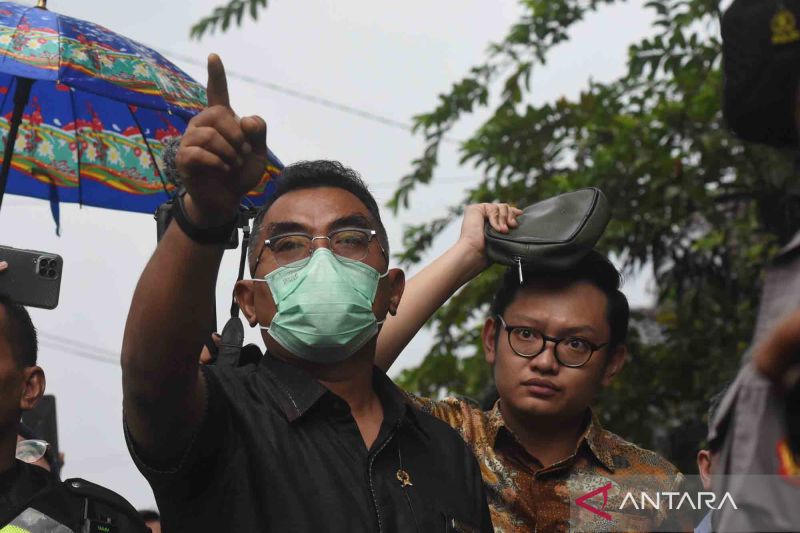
<box><xmin>206</xmin><ymin>53</ymin><xmax>231</xmax><ymax>109</ymax></box>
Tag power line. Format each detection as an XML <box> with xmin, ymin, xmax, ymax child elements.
<box><xmin>39</xmin><ymin>341</ymin><xmax>118</xmax><ymax>366</ymax></box>
<box><xmin>158</xmin><ymin>48</ymin><xmax>461</xmax><ymax>144</ymax></box>
<box><xmin>38</xmin><ymin>337</ymin><xmax>117</xmax><ymax>365</ymax></box>
<box><xmin>159</xmin><ymin>48</ymin><xmax>415</xmax><ymax>133</ymax></box>
<box><xmin>40</xmin><ymin>332</ymin><xmax>116</xmax><ymax>355</ymax></box>
<box><xmin>38</xmin><ymin>332</ymin><xmax>119</xmax><ymax>366</ymax></box>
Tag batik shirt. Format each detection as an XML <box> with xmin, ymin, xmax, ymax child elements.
<box><xmin>410</xmin><ymin>396</ymin><xmax>692</xmax><ymax>532</ymax></box>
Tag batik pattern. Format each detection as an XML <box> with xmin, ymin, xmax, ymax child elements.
<box><xmin>409</xmin><ymin>395</ymin><xmax>692</xmax><ymax>532</ymax></box>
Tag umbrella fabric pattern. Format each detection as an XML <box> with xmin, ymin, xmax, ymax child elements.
<box><xmin>0</xmin><ymin>1</ymin><xmax>281</xmax><ymax>226</ymax></box>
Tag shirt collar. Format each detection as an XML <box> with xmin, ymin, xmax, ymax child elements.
<box><xmin>260</xmin><ymin>355</ymin><xmax>429</xmax><ymax>438</ymax></box>
<box><xmin>485</xmin><ymin>400</ymin><xmax>507</xmax><ymax>446</ymax></box>
<box><xmin>582</xmin><ymin>410</ymin><xmax>616</xmax><ymax>472</ymax></box>
<box><xmin>260</xmin><ymin>354</ymin><xmax>328</xmax><ymax>422</ymax></box>
<box><xmin>489</xmin><ymin>403</ymin><xmax>616</xmax><ymax>472</ymax></box>
<box><xmin>372</xmin><ymin>369</ymin><xmax>430</xmax><ymax>440</ymax></box>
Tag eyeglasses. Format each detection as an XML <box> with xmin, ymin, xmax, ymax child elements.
<box><xmin>257</xmin><ymin>228</ymin><xmax>386</xmax><ymax>268</ymax></box>
<box><xmin>496</xmin><ymin>315</ymin><xmax>608</xmax><ymax>368</ymax></box>
<box><xmin>15</xmin><ymin>439</ymin><xmax>49</xmax><ymax>464</ymax></box>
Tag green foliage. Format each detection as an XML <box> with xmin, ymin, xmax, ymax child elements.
<box><xmin>190</xmin><ymin>0</ymin><xmax>269</xmax><ymax>40</ymax></box>
<box><xmin>393</xmin><ymin>0</ymin><xmax>800</xmax><ymax>473</ymax></box>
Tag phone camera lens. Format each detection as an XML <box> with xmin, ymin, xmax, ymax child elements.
<box><xmin>47</xmin><ymin>269</ymin><xmax>56</xmax><ymax>278</ymax></box>
<box><xmin>39</xmin><ymin>267</ymin><xmax>47</xmax><ymax>276</ymax></box>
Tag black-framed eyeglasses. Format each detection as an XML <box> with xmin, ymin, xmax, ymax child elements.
<box><xmin>256</xmin><ymin>228</ymin><xmax>387</xmax><ymax>269</ymax></box>
<box><xmin>15</xmin><ymin>439</ymin><xmax>49</xmax><ymax>464</ymax></box>
<box><xmin>496</xmin><ymin>315</ymin><xmax>608</xmax><ymax>368</ymax></box>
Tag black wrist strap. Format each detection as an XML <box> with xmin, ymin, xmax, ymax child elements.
<box><xmin>171</xmin><ymin>190</ymin><xmax>238</xmax><ymax>245</ymax></box>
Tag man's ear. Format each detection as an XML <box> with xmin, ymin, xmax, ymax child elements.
<box><xmin>482</xmin><ymin>317</ymin><xmax>498</xmax><ymax>365</ymax></box>
<box><xmin>601</xmin><ymin>344</ymin><xmax>626</xmax><ymax>387</ymax></box>
<box><xmin>697</xmin><ymin>449</ymin><xmax>713</xmax><ymax>490</ymax></box>
<box><xmin>20</xmin><ymin>366</ymin><xmax>45</xmax><ymax>411</ymax></box>
<box><xmin>234</xmin><ymin>280</ymin><xmax>259</xmax><ymax>327</ymax></box>
<box><xmin>386</xmin><ymin>269</ymin><xmax>405</xmax><ymax>316</ymax></box>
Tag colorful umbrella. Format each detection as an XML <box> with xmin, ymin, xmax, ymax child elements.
<box><xmin>0</xmin><ymin>0</ymin><xmax>281</xmax><ymax>230</ymax></box>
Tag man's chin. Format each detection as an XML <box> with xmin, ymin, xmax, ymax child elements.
<box><xmin>504</xmin><ymin>393</ymin><xmax>564</xmax><ymax>418</ymax></box>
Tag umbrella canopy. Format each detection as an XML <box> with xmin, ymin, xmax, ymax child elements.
<box><xmin>0</xmin><ymin>1</ymin><xmax>281</xmax><ymax>228</ymax></box>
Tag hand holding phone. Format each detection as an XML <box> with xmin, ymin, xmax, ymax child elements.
<box><xmin>0</xmin><ymin>245</ymin><xmax>63</xmax><ymax>309</ymax></box>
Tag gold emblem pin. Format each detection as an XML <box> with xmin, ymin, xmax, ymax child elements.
<box><xmin>772</xmin><ymin>7</ymin><xmax>800</xmax><ymax>45</ymax></box>
<box><xmin>396</xmin><ymin>469</ymin><xmax>413</xmax><ymax>487</ymax></box>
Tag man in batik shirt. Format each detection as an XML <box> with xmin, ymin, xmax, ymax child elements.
<box><xmin>376</xmin><ymin>204</ymin><xmax>692</xmax><ymax>532</ymax></box>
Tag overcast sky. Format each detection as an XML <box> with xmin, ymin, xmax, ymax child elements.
<box><xmin>0</xmin><ymin>0</ymin><xmax>656</xmax><ymax>509</ymax></box>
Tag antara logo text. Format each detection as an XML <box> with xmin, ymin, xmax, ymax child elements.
<box><xmin>576</xmin><ymin>483</ymin><xmax>738</xmax><ymax>521</ymax></box>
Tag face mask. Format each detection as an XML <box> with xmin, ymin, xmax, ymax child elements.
<box><xmin>256</xmin><ymin>248</ymin><xmax>388</xmax><ymax>364</ymax></box>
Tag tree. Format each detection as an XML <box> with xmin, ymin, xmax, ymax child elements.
<box><xmin>190</xmin><ymin>0</ymin><xmax>269</xmax><ymax>40</ymax></box>
<box><xmin>390</xmin><ymin>0</ymin><xmax>800</xmax><ymax>473</ymax></box>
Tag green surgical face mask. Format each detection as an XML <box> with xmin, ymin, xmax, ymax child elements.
<box><xmin>257</xmin><ymin>248</ymin><xmax>389</xmax><ymax>364</ymax></box>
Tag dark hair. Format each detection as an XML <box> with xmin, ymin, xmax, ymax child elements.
<box><xmin>248</xmin><ymin>160</ymin><xmax>389</xmax><ymax>274</ymax></box>
<box><xmin>0</xmin><ymin>294</ymin><xmax>38</xmax><ymax>367</ymax></box>
<box><xmin>138</xmin><ymin>510</ymin><xmax>160</xmax><ymax>522</ymax></box>
<box><xmin>490</xmin><ymin>250</ymin><xmax>630</xmax><ymax>353</ymax></box>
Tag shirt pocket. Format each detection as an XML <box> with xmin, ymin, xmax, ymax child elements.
<box><xmin>443</xmin><ymin>513</ymin><xmax>481</xmax><ymax>533</ymax></box>
<box><xmin>410</xmin><ymin>489</ymin><xmax>481</xmax><ymax>533</ymax></box>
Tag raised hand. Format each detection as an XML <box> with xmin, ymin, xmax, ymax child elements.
<box><xmin>458</xmin><ymin>203</ymin><xmax>523</xmax><ymax>267</ymax></box>
<box><xmin>175</xmin><ymin>54</ymin><xmax>268</xmax><ymax>225</ymax></box>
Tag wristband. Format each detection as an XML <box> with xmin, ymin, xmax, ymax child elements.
<box><xmin>171</xmin><ymin>189</ymin><xmax>238</xmax><ymax>245</ymax></box>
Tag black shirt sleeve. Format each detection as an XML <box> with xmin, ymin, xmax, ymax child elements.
<box><xmin>124</xmin><ymin>365</ymin><xmax>233</xmax><ymax>491</ymax></box>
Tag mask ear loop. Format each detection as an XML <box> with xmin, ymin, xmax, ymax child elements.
<box><xmin>375</xmin><ymin>237</ymin><xmax>391</xmax><ymax>278</ymax></box>
<box><xmin>375</xmin><ymin>242</ymin><xmax>392</xmax><ymax>324</ymax></box>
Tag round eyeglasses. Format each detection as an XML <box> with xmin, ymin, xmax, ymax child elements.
<box><xmin>257</xmin><ymin>228</ymin><xmax>386</xmax><ymax>268</ymax></box>
<box><xmin>496</xmin><ymin>315</ymin><xmax>608</xmax><ymax>368</ymax></box>
<box><xmin>15</xmin><ymin>439</ymin><xmax>49</xmax><ymax>464</ymax></box>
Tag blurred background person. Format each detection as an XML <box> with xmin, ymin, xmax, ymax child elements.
<box><xmin>694</xmin><ymin>385</ymin><xmax>730</xmax><ymax>533</ymax></box>
<box><xmin>704</xmin><ymin>2</ymin><xmax>800</xmax><ymax>528</ymax></box>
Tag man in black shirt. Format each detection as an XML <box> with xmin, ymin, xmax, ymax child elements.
<box><xmin>121</xmin><ymin>54</ymin><xmax>493</xmax><ymax>532</ymax></box>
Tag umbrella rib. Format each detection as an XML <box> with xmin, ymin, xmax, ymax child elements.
<box><xmin>54</xmin><ymin>3</ymin><xmax>64</xmax><ymax>81</ymax></box>
<box><xmin>127</xmin><ymin>104</ymin><xmax>169</xmax><ymax>197</ymax></box>
<box><xmin>68</xmin><ymin>86</ymin><xmax>83</xmax><ymax>207</ymax></box>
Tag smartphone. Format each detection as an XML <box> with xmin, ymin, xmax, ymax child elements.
<box><xmin>0</xmin><ymin>245</ymin><xmax>63</xmax><ymax>309</ymax></box>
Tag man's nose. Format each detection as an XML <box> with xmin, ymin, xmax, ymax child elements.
<box><xmin>529</xmin><ymin>340</ymin><xmax>560</xmax><ymax>374</ymax></box>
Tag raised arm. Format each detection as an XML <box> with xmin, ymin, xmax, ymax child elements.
<box><xmin>121</xmin><ymin>54</ymin><xmax>268</xmax><ymax>461</ymax></box>
<box><xmin>375</xmin><ymin>203</ymin><xmax>521</xmax><ymax>371</ymax></box>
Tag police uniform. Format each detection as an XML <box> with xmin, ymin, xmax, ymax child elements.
<box><xmin>0</xmin><ymin>460</ymin><xmax>147</xmax><ymax>533</ymax></box>
<box><xmin>710</xmin><ymin>0</ymin><xmax>800</xmax><ymax>529</ymax></box>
